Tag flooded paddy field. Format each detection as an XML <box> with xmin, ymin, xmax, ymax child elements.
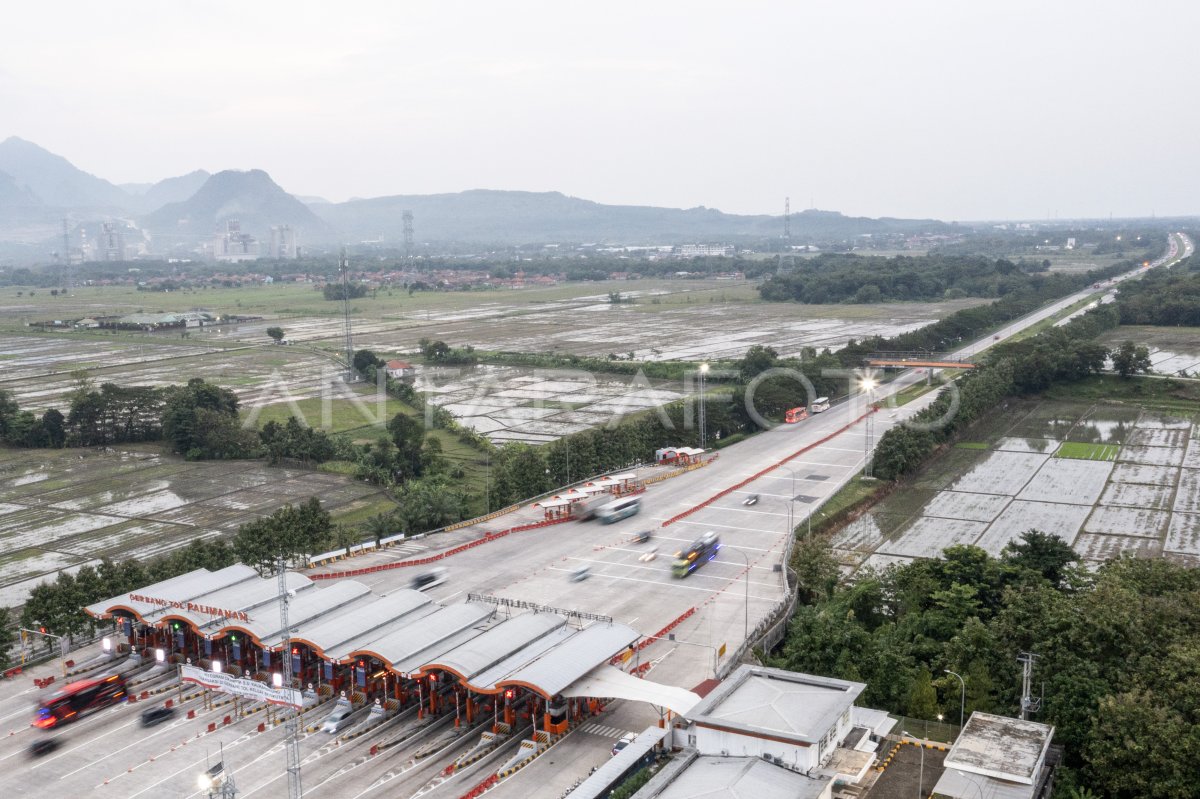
<box><xmin>837</xmin><ymin>399</ymin><xmax>1200</xmax><ymax>573</ymax></box>
<box><xmin>2</xmin><ymin>279</ymin><xmax>984</xmax><ymax>446</ymax></box>
<box><xmin>0</xmin><ymin>446</ymin><xmax>388</xmax><ymax>606</ymax></box>
<box><xmin>0</xmin><ymin>333</ymin><xmax>353</xmax><ymax>412</ymax></box>
<box><xmin>1099</xmin><ymin>326</ymin><xmax>1200</xmax><ymax>376</ymax></box>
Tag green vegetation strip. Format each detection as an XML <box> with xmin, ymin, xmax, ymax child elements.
<box><xmin>954</xmin><ymin>442</ymin><xmax>990</xmax><ymax>450</ymax></box>
<box><xmin>1055</xmin><ymin>441</ymin><xmax>1119</xmax><ymax>461</ymax></box>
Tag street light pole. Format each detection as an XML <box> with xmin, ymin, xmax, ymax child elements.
<box><xmin>778</xmin><ymin>465</ymin><xmax>798</xmax><ymax>533</ymax></box>
<box><xmin>725</xmin><ymin>547</ymin><xmax>751</xmax><ymax>646</ymax></box>
<box><xmin>697</xmin><ymin>363</ymin><xmax>709</xmax><ymax>450</ymax></box>
<box><xmin>945</xmin><ymin>668</ymin><xmax>966</xmax><ymax>734</ymax></box>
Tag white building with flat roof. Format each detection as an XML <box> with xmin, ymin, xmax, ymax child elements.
<box><xmin>932</xmin><ymin>712</ymin><xmax>1056</xmax><ymax>799</ymax></box>
<box><xmin>634</xmin><ymin>665</ymin><xmax>897</xmax><ymax>799</ymax></box>
<box><xmin>683</xmin><ymin>665</ymin><xmax>864</xmax><ymax>771</ymax></box>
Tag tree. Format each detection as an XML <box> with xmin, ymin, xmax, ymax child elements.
<box><xmin>1111</xmin><ymin>340</ymin><xmax>1152</xmax><ymax>378</ymax></box>
<box><xmin>364</xmin><ymin>511</ymin><xmax>396</xmax><ymax>545</ymax></box>
<box><xmin>233</xmin><ymin>498</ymin><xmax>333</xmax><ymax>572</ymax></box>
<box><xmin>0</xmin><ymin>389</ymin><xmax>18</xmax><ymax>442</ymax></box>
<box><xmin>386</xmin><ymin>413</ymin><xmax>426</xmax><ymax>482</ymax></box>
<box><xmin>392</xmin><ymin>478</ymin><xmax>469</xmax><ymax>533</ymax></box>
<box><xmin>905</xmin><ymin>666</ymin><xmax>940</xmax><ymax>719</ymax></box>
<box><xmin>265</xmin><ymin>326</ymin><xmax>285</xmax><ymax>343</ymax></box>
<box><xmin>353</xmin><ymin>349</ymin><xmax>383</xmax><ymax>374</ymax></box>
<box><xmin>41</xmin><ymin>408</ymin><xmax>66</xmax><ymax>448</ymax></box>
<box><xmin>1002</xmin><ymin>529</ymin><xmax>1077</xmax><ymax>588</ymax></box>
<box><xmin>0</xmin><ymin>608</ymin><xmax>13</xmax><ymax>669</ymax></box>
<box><xmin>792</xmin><ymin>534</ymin><xmax>839</xmax><ymax>604</ymax></box>
<box><xmin>737</xmin><ymin>345</ymin><xmax>779</xmax><ymax>382</ymax></box>
<box><xmin>161</xmin><ymin>378</ymin><xmax>240</xmax><ymax>456</ymax></box>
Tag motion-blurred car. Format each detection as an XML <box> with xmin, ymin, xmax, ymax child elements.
<box><xmin>140</xmin><ymin>706</ymin><xmax>175</xmax><ymax>727</ymax></box>
<box><xmin>409</xmin><ymin>567</ymin><xmax>449</xmax><ymax>592</ymax></box>
<box><xmin>321</xmin><ymin>707</ymin><xmax>354</xmax><ymax>734</ymax></box>
<box><xmin>28</xmin><ymin>738</ymin><xmax>58</xmax><ymax>757</ymax></box>
<box><xmin>638</xmin><ymin>547</ymin><xmax>658</xmax><ymax>563</ymax></box>
<box><xmin>634</xmin><ymin>530</ymin><xmax>653</xmax><ymax>543</ymax></box>
<box><xmin>570</xmin><ymin>566</ymin><xmax>591</xmax><ymax>582</ymax></box>
<box><xmin>742</xmin><ymin>495</ymin><xmax>759</xmax><ymax>506</ymax></box>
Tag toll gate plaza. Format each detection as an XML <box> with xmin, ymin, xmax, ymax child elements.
<box><xmin>1</xmin><ymin>387</ymin><xmax>943</xmax><ymax>799</ymax></box>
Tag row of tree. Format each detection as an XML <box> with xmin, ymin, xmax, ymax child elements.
<box><xmin>868</xmin><ymin>302</ymin><xmax>1151</xmax><ymax>480</ymax></box>
<box><xmin>760</xmin><ymin>253</ymin><xmax>1117</xmax><ymax>304</ymax></box>
<box><xmin>777</xmin><ymin>532</ymin><xmax>1200</xmax><ymax>798</ymax></box>
<box><xmin>1115</xmin><ymin>252</ymin><xmax>1200</xmax><ymax>328</ymax></box>
<box><xmin>16</xmin><ymin>498</ymin><xmax>338</xmax><ymax>646</ymax></box>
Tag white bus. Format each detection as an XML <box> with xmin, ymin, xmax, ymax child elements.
<box><xmin>810</xmin><ymin>397</ymin><xmax>831</xmax><ymax>413</ymax></box>
<box><xmin>597</xmin><ymin>496</ymin><xmax>641</xmax><ymax>524</ymax></box>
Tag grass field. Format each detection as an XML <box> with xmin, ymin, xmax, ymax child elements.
<box><xmin>1056</xmin><ymin>442</ymin><xmax>1120</xmax><ymax>461</ymax></box>
<box><xmin>1044</xmin><ymin>375</ymin><xmax>1200</xmax><ymax>417</ymax></box>
<box><xmin>241</xmin><ymin>394</ymin><xmax>419</xmax><ymax>436</ymax></box>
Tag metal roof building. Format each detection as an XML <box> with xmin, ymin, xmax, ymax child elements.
<box><xmin>630</xmin><ymin>751</ymin><xmax>832</xmax><ymax>799</ymax></box>
<box><xmin>85</xmin><ymin>571</ymin><xmax>660</xmax><ymax>705</ymax></box>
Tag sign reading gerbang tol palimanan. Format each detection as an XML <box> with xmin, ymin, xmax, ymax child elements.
<box><xmin>127</xmin><ymin>593</ymin><xmax>250</xmax><ymax>622</ymax></box>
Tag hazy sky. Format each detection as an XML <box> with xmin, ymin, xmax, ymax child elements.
<box><xmin>4</xmin><ymin>1</ymin><xmax>1198</xmax><ymax>220</ymax></box>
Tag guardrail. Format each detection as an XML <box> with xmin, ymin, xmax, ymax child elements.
<box><xmin>309</xmin><ymin>517</ymin><xmax>573</xmax><ymax>580</ymax></box>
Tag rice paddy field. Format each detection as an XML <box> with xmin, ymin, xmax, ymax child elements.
<box><xmin>0</xmin><ymin>446</ymin><xmax>391</xmax><ymax>606</ymax></box>
<box><xmin>835</xmin><ymin>398</ymin><xmax>1200</xmax><ymax>573</ymax></box>
<box><xmin>0</xmin><ymin>279</ymin><xmax>984</xmax><ymax>445</ymax></box>
<box><xmin>1098</xmin><ymin>326</ymin><xmax>1200</xmax><ymax>377</ymax></box>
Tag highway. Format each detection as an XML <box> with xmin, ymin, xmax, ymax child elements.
<box><xmin>0</xmin><ymin>232</ymin><xmax>1189</xmax><ymax>799</ymax></box>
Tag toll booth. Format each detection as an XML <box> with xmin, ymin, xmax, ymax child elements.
<box><xmin>655</xmin><ymin>447</ymin><xmax>705</xmax><ymax>465</ymax></box>
<box><xmin>534</xmin><ymin>496</ymin><xmax>576</xmax><ymax>522</ymax></box>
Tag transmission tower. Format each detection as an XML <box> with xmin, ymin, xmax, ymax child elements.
<box><xmin>276</xmin><ymin>557</ymin><xmax>302</xmax><ymax>798</ymax></box>
<box><xmin>784</xmin><ymin>197</ymin><xmax>791</xmax><ymax>240</ymax></box>
<box><xmin>339</xmin><ymin>249</ymin><xmax>355</xmax><ymax>381</ymax></box>
<box><xmin>1018</xmin><ymin>652</ymin><xmax>1041</xmax><ymax>720</ymax></box>
<box><xmin>402</xmin><ymin>210</ymin><xmax>414</xmax><ymax>258</ymax></box>
<box><xmin>61</xmin><ymin>218</ymin><xmax>73</xmax><ymax>293</ymax></box>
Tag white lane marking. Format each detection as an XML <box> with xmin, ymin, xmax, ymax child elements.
<box><xmin>118</xmin><ymin>727</ymin><xmax>265</xmax><ymax>798</ymax></box>
<box><xmin>666</xmin><ymin>519</ymin><xmax>790</xmax><ymax>537</ymax></box>
<box><xmin>548</xmin><ymin>564</ymin><xmax>779</xmax><ymax>598</ymax></box>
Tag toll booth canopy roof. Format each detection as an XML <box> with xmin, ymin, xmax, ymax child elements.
<box><xmin>422</xmin><ymin>612</ymin><xmax>567</xmax><ymax>684</ymax></box>
<box><xmin>87</xmin><ymin>571</ymin><xmax>643</xmax><ymax>700</ymax></box>
<box><xmin>155</xmin><ymin>572</ymin><xmax>314</xmax><ymax>637</ymax></box>
<box><xmin>268</xmin><ymin>589</ymin><xmax>435</xmax><ymax>657</ymax></box>
<box><xmin>341</xmin><ymin>602</ymin><xmax>495</xmax><ymax>673</ymax></box>
<box><xmin>84</xmin><ymin>564</ymin><xmax>260</xmax><ymax>621</ymax></box>
<box><xmin>497</xmin><ymin>622</ymin><xmax>640</xmax><ymax>698</ymax></box>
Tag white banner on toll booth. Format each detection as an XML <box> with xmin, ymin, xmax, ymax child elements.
<box><xmin>181</xmin><ymin>664</ymin><xmax>303</xmax><ymax>708</ymax></box>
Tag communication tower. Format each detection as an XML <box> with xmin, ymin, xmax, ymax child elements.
<box><xmin>402</xmin><ymin>210</ymin><xmax>414</xmax><ymax>258</ymax></box>
<box><xmin>784</xmin><ymin>197</ymin><xmax>791</xmax><ymax>240</ymax></box>
<box><xmin>1018</xmin><ymin>652</ymin><xmax>1042</xmax><ymax>720</ymax></box>
<box><xmin>277</xmin><ymin>557</ymin><xmax>302</xmax><ymax>798</ymax></box>
<box><xmin>61</xmin><ymin>218</ymin><xmax>73</xmax><ymax>293</ymax></box>
<box><xmin>339</xmin><ymin>249</ymin><xmax>355</xmax><ymax>381</ymax></box>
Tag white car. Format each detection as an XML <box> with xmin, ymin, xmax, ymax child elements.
<box><xmin>611</xmin><ymin>732</ymin><xmax>637</xmax><ymax>756</ymax></box>
<box><xmin>321</xmin><ymin>707</ymin><xmax>354</xmax><ymax>734</ymax></box>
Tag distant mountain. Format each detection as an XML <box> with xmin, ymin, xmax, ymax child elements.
<box><xmin>141</xmin><ymin>169</ymin><xmax>333</xmax><ymax>241</ymax></box>
<box><xmin>0</xmin><ymin>136</ymin><xmax>131</xmax><ymax>210</ymax></box>
<box><xmin>312</xmin><ymin>189</ymin><xmax>950</xmax><ymax>245</ymax></box>
<box><xmin>138</xmin><ymin>170</ymin><xmax>211</xmax><ymax>213</ymax></box>
<box><xmin>0</xmin><ymin>170</ymin><xmax>41</xmax><ymax>209</ymax></box>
